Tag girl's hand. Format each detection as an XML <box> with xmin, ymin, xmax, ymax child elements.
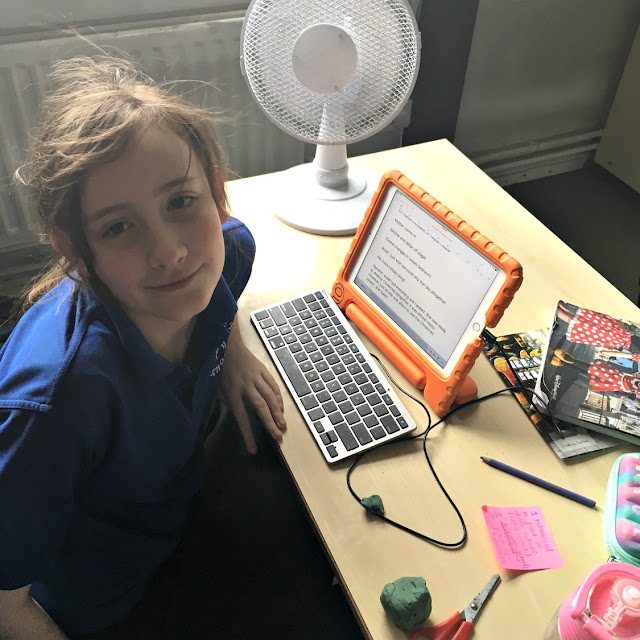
<box><xmin>219</xmin><ymin>319</ymin><xmax>287</xmax><ymax>453</ymax></box>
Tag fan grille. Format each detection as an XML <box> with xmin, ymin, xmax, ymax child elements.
<box><xmin>241</xmin><ymin>0</ymin><xmax>420</xmax><ymax>145</ymax></box>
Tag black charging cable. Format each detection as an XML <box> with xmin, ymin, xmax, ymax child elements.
<box><xmin>345</xmin><ymin>353</ymin><xmax>517</xmax><ymax>549</ymax></box>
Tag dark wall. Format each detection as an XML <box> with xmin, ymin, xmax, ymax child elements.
<box><xmin>403</xmin><ymin>0</ymin><xmax>479</xmax><ymax>145</ymax></box>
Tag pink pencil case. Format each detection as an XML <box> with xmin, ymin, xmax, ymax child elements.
<box><xmin>604</xmin><ymin>452</ymin><xmax>640</xmax><ymax>567</ymax></box>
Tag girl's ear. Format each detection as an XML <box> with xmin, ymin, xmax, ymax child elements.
<box><xmin>212</xmin><ymin>167</ymin><xmax>230</xmax><ymax>224</ymax></box>
<box><xmin>50</xmin><ymin>227</ymin><xmax>89</xmax><ymax>279</ymax></box>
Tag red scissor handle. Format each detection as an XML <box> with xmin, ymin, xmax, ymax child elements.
<box><xmin>408</xmin><ymin>611</ymin><xmax>474</xmax><ymax>640</ymax></box>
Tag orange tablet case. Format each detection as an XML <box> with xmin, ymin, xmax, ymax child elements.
<box><xmin>331</xmin><ymin>170</ymin><xmax>523</xmax><ymax>417</ymax></box>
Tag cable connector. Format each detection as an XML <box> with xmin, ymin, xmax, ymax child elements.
<box><xmin>482</xmin><ymin>328</ymin><xmax>497</xmax><ymax>344</ymax></box>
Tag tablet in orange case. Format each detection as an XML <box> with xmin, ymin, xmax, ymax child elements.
<box><xmin>331</xmin><ymin>170</ymin><xmax>523</xmax><ymax>417</ymax></box>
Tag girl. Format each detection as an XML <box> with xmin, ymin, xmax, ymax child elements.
<box><xmin>0</xmin><ymin>54</ymin><xmax>287</xmax><ymax>639</ymax></box>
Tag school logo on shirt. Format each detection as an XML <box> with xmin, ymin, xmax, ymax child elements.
<box><xmin>209</xmin><ymin>321</ymin><xmax>234</xmax><ymax>378</ymax></box>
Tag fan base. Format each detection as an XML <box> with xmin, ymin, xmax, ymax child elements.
<box><xmin>273</xmin><ymin>164</ymin><xmax>380</xmax><ymax>236</ymax></box>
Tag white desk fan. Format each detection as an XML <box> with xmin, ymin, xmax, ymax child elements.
<box><xmin>240</xmin><ymin>0</ymin><xmax>421</xmax><ymax>236</ymax></box>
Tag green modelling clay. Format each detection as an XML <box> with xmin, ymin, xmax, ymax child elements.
<box><xmin>379</xmin><ymin>576</ymin><xmax>432</xmax><ymax>633</ymax></box>
<box><xmin>361</xmin><ymin>494</ymin><xmax>385</xmax><ymax>516</ymax></box>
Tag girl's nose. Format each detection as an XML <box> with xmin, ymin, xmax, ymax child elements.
<box><xmin>147</xmin><ymin>225</ymin><xmax>187</xmax><ymax>269</ymax></box>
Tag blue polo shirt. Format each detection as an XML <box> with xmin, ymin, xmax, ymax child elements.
<box><xmin>0</xmin><ymin>218</ymin><xmax>255</xmax><ymax>636</ymax></box>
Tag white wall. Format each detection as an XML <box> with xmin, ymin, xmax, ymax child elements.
<box><xmin>455</xmin><ymin>0</ymin><xmax>640</xmax><ymax>184</ymax></box>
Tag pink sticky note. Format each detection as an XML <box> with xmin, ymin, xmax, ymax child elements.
<box><xmin>482</xmin><ymin>505</ymin><xmax>563</xmax><ymax>570</ymax></box>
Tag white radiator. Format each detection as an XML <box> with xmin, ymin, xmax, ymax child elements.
<box><xmin>0</xmin><ymin>13</ymin><xmax>306</xmax><ymax>253</ymax></box>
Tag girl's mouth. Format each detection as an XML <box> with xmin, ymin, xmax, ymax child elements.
<box><xmin>149</xmin><ymin>267</ymin><xmax>200</xmax><ymax>292</ymax></box>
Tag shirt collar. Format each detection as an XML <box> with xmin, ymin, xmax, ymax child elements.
<box><xmin>84</xmin><ymin>275</ymin><xmax>238</xmax><ymax>383</ymax></box>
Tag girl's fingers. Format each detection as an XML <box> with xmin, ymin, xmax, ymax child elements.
<box><xmin>229</xmin><ymin>396</ymin><xmax>258</xmax><ymax>454</ymax></box>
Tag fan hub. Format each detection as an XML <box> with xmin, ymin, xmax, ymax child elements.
<box><xmin>292</xmin><ymin>24</ymin><xmax>358</xmax><ymax>95</ymax></box>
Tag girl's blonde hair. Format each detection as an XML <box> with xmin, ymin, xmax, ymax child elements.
<box><xmin>14</xmin><ymin>54</ymin><xmax>230</xmax><ymax>311</ymax></box>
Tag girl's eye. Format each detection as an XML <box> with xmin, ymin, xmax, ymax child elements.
<box><xmin>103</xmin><ymin>221</ymin><xmax>132</xmax><ymax>238</ymax></box>
<box><xmin>168</xmin><ymin>195</ymin><xmax>195</xmax><ymax>210</ymax></box>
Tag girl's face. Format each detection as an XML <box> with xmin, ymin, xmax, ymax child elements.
<box><xmin>80</xmin><ymin>124</ymin><xmax>226</xmax><ymax>340</ymax></box>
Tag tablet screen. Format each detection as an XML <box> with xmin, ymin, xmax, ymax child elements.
<box><xmin>348</xmin><ymin>184</ymin><xmax>506</xmax><ymax>374</ymax></box>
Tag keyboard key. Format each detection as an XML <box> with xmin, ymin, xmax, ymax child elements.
<box><xmin>332</xmin><ymin>390</ymin><xmax>347</xmax><ymax>403</ymax></box>
<box><xmin>282</xmin><ymin>301</ymin><xmax>297</xmax><ymax>317</ymax></box>
<box><xmin>370</xmin><ymin>426</ymin><xmax>386</xmax><ymax>440</ymax></box>
<box><xmin>273</xmin><ymin>347</ymin><xmax>311</xmax><ymax>397</ymax></box>
<box><xmin>344</xmin><ymin>383</ymin><xmax>358</xmax><ymax>395</ymax></box>
<box><xmin>373</xmin><ymin>404</ymin><xmax>389</xmax><ymax>417</ymax></box>
<box><xmin>366</xmin><ymin>393</ymin><xmax>382</xmax><ymax>406</ymax></box>
<box><xmin>269</xmin><ymin>336</ymin><xmax>284</xmax><ymax>349</ymax></box>
<box><xmin>264</xmin><ymin>327</ymin><xmax>278</xmax><ymax>338</ymax></box>
<box><xmin>322</xmin><ymin>401</ymin><xmax>337</xmax><ymax>415</ymax></box>
<box><xmin>259</xmin><ymin>318</ymin><xmax>274</xmax><ymax>329</ymax></box>
<box><xmin>255</xmin><ymin>310</ymin><xmax>269</xmax><ymax>321</ymax></box>
<box><xmin>328</xmin><ymin>411</ymin><xmax>343</xmax><ymax>425</ymax></box>
<box><xmin>302</xmin><ymin>396</ymin><xmax>319</xmax><ymax>410</ymax></box>
<box><xmin>357</xmin><ymin>404</ymin><xmax>372</xmax><ymax>417</ymax></box>
<box><xmin>311</xmin><ymin>380</ymin><xmax>325</xmax><ymax>393</ymax></box>
<box><xmin>313</xmin><ymin>420</ymin><xmax>324</xmax><ymax>433</ymax></box>
<box><xmin>326</xmin><ymin>445</ymin><xmax>338</xmax><ymax>458</ymax></box>
<box><xmin>345</xmin><ymin>411</ymin><xmax>360</xmax><ymax>425</ymax></box>
<box><xmin>338</xmin><ymin>401</ymin><xmax>354</xmax><ymax>414</ymax></box>
<box><xmin>326</xmin><ymin>380</ymin><xmax>341</xmax><ymax>393</ymax></box>
<box><xmin>363</xmin><ymin>414</ymin><xmax>378</xmax><ymax>428</ymax></box>
<box><xmin>351</xmin><ymin>423</ymin><xmax>373</xmax><ymax>445</ymax></box>
<box><xmin>308</xmin><ymin>407</ymin><xmax>324</xmax><ymax>421</ymax></box>
<box><xmin>294</xmin><ymin>351</ymin><xmax>308</xmax><ymax>363</ymax></box>
<box><xmin>269</xmin><ymin>306</ymin><xmax>287</xmax><ymax>326</ymax></box>
<box><xmin>380</xmin><ymin>415</ymin><xmax>400</xmax><ymax>433</ymax></box>
<box><xmin>334</xmin><ymin>423</ymin><xmax>358</xmax><ymax>451</ymax></box>
<box><xmin>316</xmin><ymin>390</ymin><xmax>331</xmax><ymax>403</ymax></box>
<box><xmin>303</xmin><ymin>294</ymin><xmax>316</xmax><ymax>303</ymax></box>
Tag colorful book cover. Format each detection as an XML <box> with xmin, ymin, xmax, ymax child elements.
<box><xmin>483</xmin><ymin>328</ymin><xmax>619</xmax><ymax>460</ymax></box>
<box><xmin>533</xmin><ymin>301</ymin><xmax>640</xmax><ymax>447</ymax></box>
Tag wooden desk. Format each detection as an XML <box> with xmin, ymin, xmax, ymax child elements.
<box><xmin>227</xmin><ymin>139</ymin><xmax>640</xmax><ymax>639</ymax></box>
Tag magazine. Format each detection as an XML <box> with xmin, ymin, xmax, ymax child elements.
<box><xmin>483</xmin><ymin>329</ymin><xmax>619</xmax><ymax>460</ymax></box>
<box><xmin>532</xmin><ymin>301</ymin><xmax>640</xmax><ymax>446</ymax></box>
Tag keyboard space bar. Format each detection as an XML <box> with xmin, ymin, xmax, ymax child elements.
<box><xmin>273</xmin><ymin>346</ymin><xmax>311</xmax><ymax>397</ymax></box>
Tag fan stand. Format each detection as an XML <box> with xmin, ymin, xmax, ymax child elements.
<box><xmin>270</xmin><ymin>23</ymin><xmax>379</xmax><ymax>236</ymax></box>
<box><xmin>273</xmin><ymin>144</ymin><xmax>379</xmax><ymax>236</ymax></box>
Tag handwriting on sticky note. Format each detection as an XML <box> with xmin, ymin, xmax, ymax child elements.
<box><xmin>481</xmin><ymin>505</ymin><xmax>563</xmax><ymax>570</ymax></box>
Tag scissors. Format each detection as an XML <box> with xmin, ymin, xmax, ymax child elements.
<box><xmin>408</xmin><ymin>574</ymin><xmax>501</xmax><ymax>640</ymax></box>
